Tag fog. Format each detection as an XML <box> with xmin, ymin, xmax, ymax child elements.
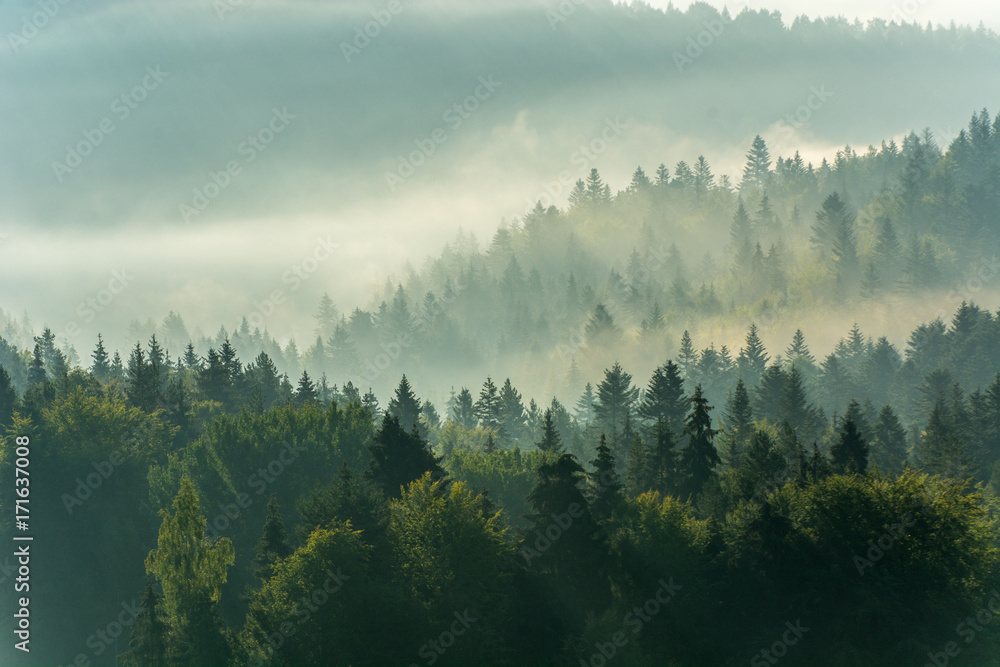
<box><xmin>2</xmin><ymin>0</ymin><xmax>998</xmax><ymax>362</ymax></box>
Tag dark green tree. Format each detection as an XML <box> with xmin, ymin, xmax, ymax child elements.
<box><xmin>679</xmin><ymin>385</ymin><xmax>719</xmax><ymax>498</ymax></box>
<box><xmin>251</xmin><ymin>495</ymin><xmax>292</xmax><ymax>583</ymax></box>
<box><xmin>588</xmin><ymin>435</ymin><xmax>623</xmax><ymax>522</ymax></box>
<box><xmin>830</xmin><ymin>415</ymin><xmax>869</xmax><ymax>474</ymax></box>
<box><xmin>121</xmin><ymin>578</ymin><xmax>168</xmax><ymax>667</ymax></box>
<box><xmin>367</xmin><ymin>413</ymin><xmax>445</xmax><ymax>498</ymax></box>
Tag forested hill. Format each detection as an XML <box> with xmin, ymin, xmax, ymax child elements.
<box><xmin>1</xmin><ymin>101</ymin><xmax>1000</xmax><ymax>667</ymax></box>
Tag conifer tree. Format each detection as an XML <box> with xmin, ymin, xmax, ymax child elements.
<box><xmin>830</xmin><ymin>415</ymin><xmax>869</xmax><ymax>474</ymax></box>
<box><xmin>251</xmin><ymin>495</ymin><xmax>291</xmax><ymax>582</ymax></box>
<box><xmin>679</xmin><ymin>385</ymin><xmax>719</xmax><ymax>498</ymax></box>
<box><xmin>121</xmin><ymin>578</ymin><xmax>168</xmax><ymax>667</ymax></box>
<box><xmin>91</xmin><ymin>334</ymin><xmax>110</xmax><ymax>382</ymax></box>
<box><xmin>589</xmin><ymin>435</ymin><xmax>623</xmax><ymax>522</ymax></box>
<box><xmin>388</xmin><ymin>374</ymin><xmax>424</xmax><ymax>436</ymax></box>
<box><xmin>536</xmin><ymin>409</ymin><xmax>564</xmax><ymax>454</ymax></box>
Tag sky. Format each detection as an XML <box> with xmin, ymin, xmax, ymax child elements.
<box><xmin>0</xmin><ymin>0</ymin><xmax>997</xmax><ymax>355</ymax></box>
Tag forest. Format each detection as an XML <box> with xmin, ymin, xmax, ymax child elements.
<box><xmin>0</xmin><ymin>98</ymin><xmax>999</xmax><ymax>665</ymax></box>
<box><xmin>2</xmin><ymin>0</ymin><xmax>1000</xmax><ymax>663</ymax></box>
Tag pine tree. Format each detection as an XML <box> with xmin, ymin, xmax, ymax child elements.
<box><xmin>780</xmin><ymin>366</ymin><xmax>810</xmax><ymax>434</ymax></box>
<box><xmin>655</xmin><ymin>163</ymin><xmax>670</xmax><ymax>186</ymax></box>
<box><xmin>314</xmin><ymin>293</ymin><xmax>340</xmax><ymax>340</ymax></box>
<box><xmin>730</xmin><ymin>197</ymin><xmax>753</xmax><ymax>247</ymax></box>
<box><xmin>589</xmin><ymin>435</ymin><xmax>623</xmax><ymax>521</ymax></box>
<box><xmin>785</xmin><ymin>329</ymin><xmax>814</xmax><ymax>364</ymax></box>
<box><xmin>738</xmin><ymin>324</ymin><xmax>769</xmax><ymax>385</ymax></box>
<box><xmin>830</xmin><ymin>415</ymin><xmax>868</xmax><ymax>474</ymax></box>
<box><xmin>362</xmin><ymin>389</ymin><xmax>381</xmax><ymax>422</ymax></box>
<box><xmin>679</xmin><ymin>385</ymin><xmax>719</xmax><ymax>498</ymax></box>
<box><xmin>522</xmin><ymin>454</ymin><xmax>603</xmax><ymax>578</ymax></box>
<box><xmin>742</xmin><ymin>135</ymin><xmax>772</xmax><ymax>190</ymax></box>
<box><xmin>251</xmin><ymin>495</ymin><xmax>291</xmax><ymax>582</ymax></box>
<box><xmin>91</xmin><ymin>334</ymin><xmax>111</xmax><ymax>382</ymax></box>
<box><xmin>474</xmin><ymin>376</ymin><xmax>502</xmax><ymax>431</ymax></box>
<box><xmin>871</xmin><ymin>404</ymin><xmax>908</xmax><ymax>473</ymax></box>
<box><xmin>0</xmin><ymin>366</ymin><xmax>16</xmax><ymax>425</ymax></box>
<box><xmin>594</xmin><ymin>362</ymin><xmax>639</xmax><ymax>447</ymax></box>
<box><xmin>585</xmin><ymin>304</ymin><xmax>620</xmax><ymax>346</ymax></box>
<box><xmin>628</xmin><ymin>166</ymin><xmax>651</xmax><ymax>192</ymax></box>
<box><xmin>498</xmin><ymin>378</ymin><xmax>527</xmax><ymax>446</ymax></box>
<box><xmin>575</xmin><ymin>383</ymin><xmax>596</xmax><ymax>424</ymax></box>
<box><xmin>693</xmin><ymin>155</ymin><xmax>714</xmax><ymax>200</ymax></box>
<box><xmin>28</xmin><ymin>344</ymin><xmax>46</xmax><ymax>386</ymax></box>
<box><xmin>296</xmin><ymin>370</ymin><xmax>318</xmax><ymax>406</ymax></box>
<box><xmin>677</xmin><ymin>330</ymin><xmax>697</xmax><ymax>381</ymax></box>
<box><xmin>638</xmin><ymin>360</ymin><xmax>687</xmax><ymax>437</ymax></box>
<box><xmin>182</xmin><ymin>343</ymin><xmax>201</xmax><ymax>370</ymax></box>
<box><xmin>387</xmin><ymin>374</ymin><xmax>424</xmax><ymax>436</ymax></box>
<box><xmin>650</xmin><ymin>417</ymin><xmax>680</xmax><ymax>496</ymax></box>
<box><xmin>451</xmin><ymin>387</ymin><xmax>477</xmax><ymax>429</ymax></box>
<box><xmin>367</xmin><ymin>414</ymin><xmax>445</xmax><ymax>498</ymax></box>
<box><xmin>121</xmin><ymin>578</ymin><xmax>168</xmax><ymax>667</ymax></box>
<box><xmin>720</xmin><ymin>378</ymin><xmax>753</xmax><ymax>467</ymax></box>
<box><xmin>733</xmin><ymin>429</ymin><xmax>785</xmax><ymax>501</ymax></box>
<box><xmin>918</xmin><ymin>399</ymin><xmax>975</xmax><ymax>478</ymax></box>
<box><xmin>536</xmin><ymin>409</ymin><xmax>564</xmax><ymax>454</ymax></box>
<box><xmin>753</xmin><ymin>365</ymin><xmax>787</xmax><ymax>423</ymax></box>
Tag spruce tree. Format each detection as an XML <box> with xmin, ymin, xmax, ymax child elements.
<box><xmin>0</xmin><ymin>365</ymin><xmax>16</xmax><ymax>425</ymax></box>
<box><xmin>121</xmin><ymin>578</ymin><xmax>168</xmax><ymax>667</ymax></box>
<box><xmin>251</xmin><ymin>495</ymin><xmax>291</xmax><ymax>582</ymax></box>
<box><xmin>474</xmin><ymin>376</ymin><xmax>502</xmax><ymax>430</ymax></box>
<box><xmin>536</xmin><ymin>409</ymin><xmax>564</xmax><ymax>454</ymax></box>
<box><xmin>588</xmin><ymin>435</ymin><xmax>623</xmax><ymax>522</ymax></box>
<box><xmin>679</xmin><ymin>385</ymin><xmax>719</xmax><ymax>498</ymax></box>
<box><xmin>830</xmin><ymin>415</ymin><xmax>869</xmax><ymax>474</ymax></box>
<box><xmin>91</xmin><ymin>334</ymin><xmax>111</xmax><ymax>382</ymax></box>
<box><xmin>387</xmin><ymin>374</ymin><xmax>424</xmax><ymax>436</ymax></box>
<box><xmin>296</xmin><ymin>370</ymin><xmax>318</xmax><ymax>405</ymax></box>
<box><xmin>367</xmin><ymin>413</ymin><xmax>444</xmax><ymax>498</ymax></box>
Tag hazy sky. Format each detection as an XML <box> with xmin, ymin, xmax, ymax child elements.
<box><xmin>0</xmin><ymin>0</ymin><xmax>997</xmax><ymax>354</ymax></box>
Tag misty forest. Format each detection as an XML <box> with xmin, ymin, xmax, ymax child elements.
<box><xmin>3</xmin><ymin>2</ymin><xmax>1000</xmax><ymax>666</ymax></box>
